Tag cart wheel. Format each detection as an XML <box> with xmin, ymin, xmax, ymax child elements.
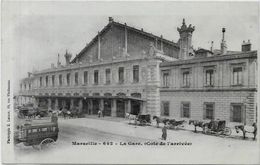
<box><xmin>141</xmin><ymin>120</ymin><xmax>147</xmax><ymax>126</ymax></box>
<box><xmin>224</xmin><ymin>127</ymin><xmax>232</xmax><ymax>136</ymax></box>
<box><xmin>39</xmin><ymin>138</ymin><xmax>55</xmax><ymax>150</ymax></box>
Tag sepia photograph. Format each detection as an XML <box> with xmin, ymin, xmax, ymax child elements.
<box><xmin>1</xmin><ymin>1</ymin><xmax>259</xmax><ymax>164</ymax></box>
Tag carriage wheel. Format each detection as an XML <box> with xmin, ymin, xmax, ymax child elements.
<box><xmin>140</xmin><ymin>120</ymin><xmax>147</xmax><ymax>126</ymax></box>
<box><xmin>39</xmin><ymin>138</ymin><xmax>55</xmax><ymax>150</ymax></box>
<box><xmin>223</xmin><ymin>127</ymin><xmax>232</xmax><ymax>136</ymax></box>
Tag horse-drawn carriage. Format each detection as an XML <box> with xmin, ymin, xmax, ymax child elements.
<box><xmin>136</xmin><ymin>114</ymin><xmax>151</xmax><ymax>126</ymax></box>
<box><xmin>203</xmin><ymin>120</ymin><xmax>232</xmax><ymax>136</ymax></box>
<box><xmin>14</xmin><ymin>121</ymin><xmax>59</xmax><ymax>150</ymax></box>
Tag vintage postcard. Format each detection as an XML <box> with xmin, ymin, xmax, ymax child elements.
<box><xmin>1</xmin><ymin>1</ymin><xmax>259</xmax><ymax>164</ymax></box>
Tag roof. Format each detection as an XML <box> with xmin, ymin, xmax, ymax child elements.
<box><xmin>71</xmin><ymin>20</ymin><xmax>179</xmax><ymax>63</ymax></box>
<box><xmin>160</xmin><ymin>50</ymin><xmax>257</xmax><ymax>67</ymax></box>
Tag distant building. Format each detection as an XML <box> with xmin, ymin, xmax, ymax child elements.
<box><xmin>18</xmin><ymin>17</ymin><xmax>257</xmax><ymax>124</ymax></box>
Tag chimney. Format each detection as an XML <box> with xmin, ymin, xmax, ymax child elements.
<box><xmin>64</xmin><ymin>50</ymin><xmax>72</xmax><ymax>65</ymax></box>
<box><xmin>57</xmin><ymin>54</ymin><xmax>61</xmax><ymax>67</ymax></box>
<box><xmin>27</xmin><ymin>72</ymin><xmax>32</xmax><ymax>78</ymax></box>
<box><xmin>210</xmin><ymin>41</ymin><xmax>214</xmax><ymax>52</ymax></box>
<box><xmin>220</xmin><ymin>28</ymin><xmax>227</xmax><ymax>54</ymax></box>
<box><xmin>108</xmin><ymin>17</ymin><xmax>114</xmax><ymax>23</ymax></box>
<box><xmin>242</xmin><ymin>40</ymin><xmax>251</xmax><ymax>52</ymax></box>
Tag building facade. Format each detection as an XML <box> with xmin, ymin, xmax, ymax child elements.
<box><xmin>18</xmin><ymin>17</ymin><xmax>257</xmax><ymax>124</ymax></box>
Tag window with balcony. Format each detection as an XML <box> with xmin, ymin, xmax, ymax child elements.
<box><xmin>59</xmin><ymin>74</ymin><xmax>62</xmax><ymax>86</ymax></box>
<box><xmin>161</xmin><ymin>101</ymin><xmax>170</xmax><ymax>116</ymax></box>
<box><xmin>66</xmin><ymin>73</ymin><xmax>70</xmax><ymax>86</ymax></box>
<box><xmin>45</xmin><ymin>76</ymin><xmax>48</xmax><ymax>87</ymax></box>
<box><xmin>162</xmin><ymin>71</ymin><xmax>169</xmax><ymax>87</ymax></box>
<box><xmin>52</xmin><ymin>75</ymin><xmax>55</xmax><ymax>87</ymax></box>
<box><xmin>203</xmin><ymin>102</ymin><xmax>214</xmax><ymax>120</ymax></box>
<box><xmin>118</xmin><ymin>67</ymin><xmax>124</xmax><ymax>84</ymax></box>
<box><xmin>105</xmin><ymin>69</ymin><xmax>111</xmax><ymax>84</ymax></box>
<box><xmin>205</xmin><ymin>69</ymin><xmax>214</xmax><ymax>86</ymax></box>
<box><xmin>181</xmin><ymin>102</ymin><xmax>190</xmax><ymax>118</ymax></box>
<box><xmin>183</xmin><ymin>71</ymin><xmax>190</xmax><ymax>87</ymax></box>
<box><xmin>75</xmin><ymin>72</ymin><xmax>78</xmax><ymax>85</ymax></box>
<box><xmin>133</xmin><ymin>65</ymin><xmax>139</xmax><ymax>83</ymax></box>
<box><xmin>94</xmin><ymin>70</ymin><xmax>99</xmax><ymax>85</ymax></box>
<box><xmin>83</xmin><ymin>71</ymin><xmax>88</xmax><ymax>85</ymax></box>
<box><xmin>232</xmin><ymin>67</ymin><xmax>243</xmax><ymax>86</ymax></box>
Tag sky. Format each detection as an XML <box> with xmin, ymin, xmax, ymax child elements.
<box><xmin>2</xmin><ymin>1</ymin><xmax>259</xmax><ymax>93</ymax></box>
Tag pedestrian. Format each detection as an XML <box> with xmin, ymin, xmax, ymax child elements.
<box><xmin>162</xmin><ymin>125</ymin><xmax>167</xmax><ymax>140</ymax></box>
<box><xmin>98</xmin><ymin>109</ymin><xmax>101</xmax><ymax>118</ymax></box>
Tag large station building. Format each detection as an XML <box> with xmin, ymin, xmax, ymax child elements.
<box><xmin>18</xmin><ymin>17</ymin><xmax>257</xmax><ymax>124</ymax></box>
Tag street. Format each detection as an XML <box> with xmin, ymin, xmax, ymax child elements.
<box><xmin>14</xmin><ymin>116</ymin><xmax>259</xmax><ymax>164</ymax></box>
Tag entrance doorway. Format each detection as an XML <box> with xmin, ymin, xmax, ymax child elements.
<box><xmin>82</xmin><ymin>100</ymin><xmax>89</xmax><ymax>114</ymax></box>
<box><xmin>92</xmin><ymin>99</ymin><xmax>99</xmax><ymax>114</ymax></box>
<box><xmin>131</xmin><ymin>100</ymin><xmax>141</xmax><ymax>115</ymax></box>
<box><xmin>104</xmin><ymin>99</ymin><xmax>112</xmax><ymax>116</ymax></box>
<box><xmin>116</xmin><ymin>99</ymin><xmax>125</xmax><ymax>117</ymax></box>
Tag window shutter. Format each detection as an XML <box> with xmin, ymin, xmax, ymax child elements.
<box><xmin>230</xmin><ymin>105</ymin><xmax>233</xmax><ymax>122</ymax></box>
<box><xmin>203</xmin><ymin>103</ymin><xmax>206</xmax><ymax>119</ymax></box>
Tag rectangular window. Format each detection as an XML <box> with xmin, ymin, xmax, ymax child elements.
<box><xmin>83</xmin><ymin>71</ymin><xmax>88</xmax><ymax>85</ymax></box>
<box><xmin>233</xmin><ymin>67</ymin><xmax>243</xmax><ymax>85</ymax></box>
<box><xmin>205</xmin><ymin>69</ymin><xmax>214</xmax><ymax>86</ymax></box>
<box><xmin>162</xmin><ymin>71</ymin><xmax>169</xmax><ymax>87</ymax></box>
<box><xmin>59</xmin><ymin>74</ymin><xmax>62</xmax><ymax>86</ymax></box>
<box><xmin>75</xmin><ymin>72</ymin><xmax>78</xmax><ymax>85</ymax></box>
<box><xmin>204</xmin><ymin>103</ymin><xmax>214</xmax><ymax>120</ymax></box>
<box><xmin>161</xmin><ymin>101</ymin><xmax>170</xmax><ymax>116</ymax></box>
<box><xmin>66</xmin><ymin>73</ymin><xmax>70</xmax><ymax>86</ymax></box>
<box><xmin>105</xmin><ymin>69</ymin><xmax>111</xmax><ymax>84</ymax></box>
<box><xmin>183</xmin><ymin>71</ymin><xmax>190</xmax><ymax>87</ymax></box>
<box><xmin>231</xmin><ymin>104</ymin><xmax>244</xmax><ymax>122</ymax></box>
<box><xmin>45</xmin><ymin>76</ymin><xmax>48</xmax><ymax>87</ymax></box>
<box><xmin>118</xmin><ymin>67</ymin><xmax>124</xmax><ymax>84</ymax></box>
<box><xmin>40</xmin><ymin>77</ymin><xmax>42</xmax><ymax>87</ymax></box>
<box><xmin>94</xmin><ymin>70</ymin><xmax>99</xmax><ymax>85</ymax></box>
<box><xmin>29</xmin><ymin>83</ymin><xmax>31</xmax><ymax>90</ymax></box>
<box><xmin>133</xmin><ymin>65</ymin><xmax>139</xmax><ymax>83</ymax></box>
<box><xmin>24</xmin><ymin>84</ymin><xmax>26</xmax><ymax>90</ymax></box>
<box><xmin>181</xmin><ymin>102</ymin><xmax>190</xmax><ymax>118</ymax></box>
<box><xmin>52</xmin><ymin>75</ymin><xmax>55</xmax><ymax>86</ymax></box>
<box><xmin>20</xmin><ymin>84</ymin><xmax>22</xmax><ymax>90</ymax></box>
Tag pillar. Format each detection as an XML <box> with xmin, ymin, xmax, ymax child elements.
<box><xmin>124</xmin><ymin>24</ymin><xmax>128</xmax><ymax>52</ymax></box>
<box><xmin>127</xmin><ymin>100</ymin><xmax>131</xmax><ymax>113</ymax></box>
<box><xmin>79</xmin><ymin>99</ymin><xmax>83</xmax><ymax>113</ymax></box>
<box><xmin>89</xmin><ymin>99</ymin><xmax>93</xmax><ymax>115</ymax></box>
<box><xmin>100</xmin><ymin>99</ymin><xmax>104</xmax><ymax>111</ymax></box>
<box><xmin>34</xmin><ymin>98</ymin><xmax>39</xmax><ymax>108</ymax></box>
<box><xmin>98</xmin><ymin>32</ymin><xmax>101</xmax><ymax>60</ymax></box>
<box><xmin>111</xmin><ymin>99</ymin><xmax>117</xmax><ymax>117</ymax></box>
<box><xmin>47</xmin><ymin>98</ymin><xmax>51</xmax><ymax>110</ymax></box>
<box><xmin>70</xmin><ymin>98</ymin><xmax>74</xmax><ymax>110</ymax></box>
<box><xmin>55</xmin><ymin>98</ymin><xmax>58</xmax><ymax>110</ymax></box>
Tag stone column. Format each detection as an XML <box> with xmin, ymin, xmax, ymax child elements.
<box><xmin>127</xmin><ymin>100</ymin><xmax>131</xmax><ymax>113</ymax></box>
<box><xmin>47</xmin><ymin>98</ymin><xmax>51</xmax><ymax>110</ymax></box>
<box><xmin>79</xmin><ymin>99</ymin><xmax>83</xmax><ymax>113</ymax></box>
<box><xmin>100</xmin><ymin>99</ymin><xmax>104</xmax><ymax>111</ymax></box>
<box><xmin>89</xmin><ymin>99</ymin><xmax>93</xmax><ymax>115</ymax></box>
<box><xmin>70</xmin><ymin>99</ymin><xmax>74</xmax><ymax>110</ymax></box>
<box><xmin>55</xmin><ymin>98</ymin><xmax>58</xmax><ymax>110</ymax></box>
<box><xmin>111</xmin><ymin>99</ymin><xmax>117</xmax><ymax>117</ymax></box>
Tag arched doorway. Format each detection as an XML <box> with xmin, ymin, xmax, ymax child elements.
<box><xmin>131</xmin><ymin>93</ymin><xmax>142</xmax><ymax>115</ymax></box>
<box><xmin>116</xmin><ymin>93</ymin><xmax>126</xmax><ymax>117</ymax></box>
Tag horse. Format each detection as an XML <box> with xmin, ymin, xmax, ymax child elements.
<box><xmin>153</xmin><ymin>116</ymin><xmax>169</xmax><ymax>128</ymax></box>
<box><xmin>168</xmin><ymin>119</ymin><xmax>186</xmax><ymax>129</ymax></box>
<box><xmin>125</xmin><ymin>113</ymin><xmax>138</xmax><ymax>124</ymax></box>
<box><xmin>235</xmin><ymin>123</ymin><xmax>257</xmax><ymax>140</ymax></box>
<box><xmin>189</xmin><ymin>120</ymin><xmax>208</xmax><ymax>133</ymax></box>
